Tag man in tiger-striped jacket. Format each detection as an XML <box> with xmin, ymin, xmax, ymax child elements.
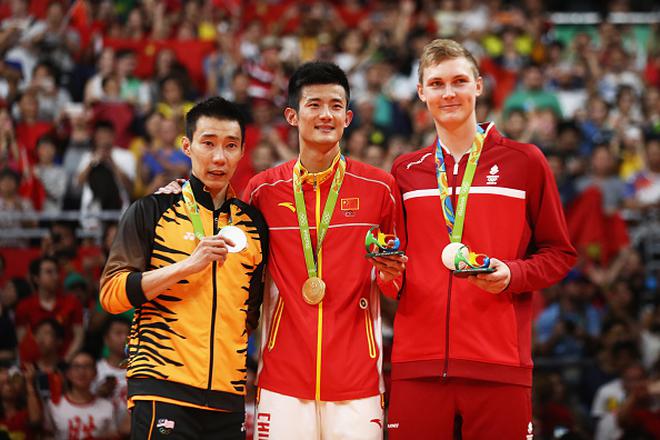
<box><xmin>100</xmin><ymin>97</ymin><xmax>268</xmax><ymax>439</ymax></box>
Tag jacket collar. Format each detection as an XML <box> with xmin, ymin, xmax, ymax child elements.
<box><xmin>189</xmin><ymin>174</ymin><xmax>236</xmax><ymax>212</ymax></box>
<box><xmin>296</xmin><ymin>152</ymin><xmax>342</xmax><ymax>186</ymax></box>
<box><xmin>431</xmin><ymin>122</ymin><xmax>503</xmax><ymax>158</ymax></box>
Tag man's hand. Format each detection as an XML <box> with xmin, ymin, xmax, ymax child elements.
<box><xmin>467</xmin><ymin>258</ymin><xmax>511</xmax><ymax>294</ymax></box>
<box><xmin>155</xmin><ymin>179</ymin><xmax>185</xmax><ymax>195</ymax></box>
<box><xmin>371</xmin><ymin>254</ymin><xmax>408</xmax><ymax>283</ymax></box>
<box><xmin>184</xmin><ymin>235</ymin><xmax>236</xmax><ymax>274</ymax></box>
<box><xmin>96</xmin><ymin>376</ymin><xmax>117</xmax><ymax>398</ymax></box>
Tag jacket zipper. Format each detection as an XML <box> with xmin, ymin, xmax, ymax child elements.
<box><xmin>207</xmin><ymin>211</ymin><xmax>221</xmax><ymax>393</ymax></box>
<box><xmin>313</xmin><ymin>178</ymin><xmax>323</xmax><ymax>401</ymax></box>
<box><xmin>443</xmin><ymin>158</ymin><xmax>460</xmax><ymax>379</ymax></box>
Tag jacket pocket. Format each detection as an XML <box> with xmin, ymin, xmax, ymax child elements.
<box><xmin>267</xmin><ymin>297</ymin><xmax>284</xmax><ymax>351</ymax></box>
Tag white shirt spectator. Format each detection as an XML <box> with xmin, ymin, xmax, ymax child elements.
<box><xmin>591</xmin><ymin>378</ymin><xmax>625</xmax><ymax>419</ymax></box>
<box><xmin>45</xmin><ymin>395</ymin><xmax>117</xmax><ymax>440</ymax></box>
<box><xmin>77</xmin><ymin>147</ymin><xmax>136</xmax><ymax>230</ymax></box>
<box><xmin>92</xmin><ymin>358</ymin><xmax>128</xmax><ymax>428</ymax></box>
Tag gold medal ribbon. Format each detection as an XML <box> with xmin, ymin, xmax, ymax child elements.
<box><xmin>292</xmin><ymin>155</ymin><xmax>346</xmax><ymax>281</ymax></box>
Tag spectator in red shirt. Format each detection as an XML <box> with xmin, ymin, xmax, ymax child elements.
<box><xmin>13</xmin><ymin>89</ymin><xmax>54</xmax><ymax>166</ymax></box>
<box><xmin>0</xmin><ymin>363</ymin><xmax>42</xmax><ymax>440</ymax></box>
<box><xmin>15</xmin><ymin>256</ymin><xmax>83</xmax><ymax>364</ymax></box>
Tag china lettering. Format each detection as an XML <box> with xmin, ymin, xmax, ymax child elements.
<box><xmin>364</xmin><ymin>226</ymin><xmax>404</xmax><ymax>258</ymax></box>
<box><xmin>441</xmin><ymin>242</ymin><xmax>495</xmax><ymax>278</ymax></box>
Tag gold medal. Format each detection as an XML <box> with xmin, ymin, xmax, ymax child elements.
<box><xmin>302</xmin><ymin>277</ymin><xmax>326</xmax><ymax>305</ymax></box>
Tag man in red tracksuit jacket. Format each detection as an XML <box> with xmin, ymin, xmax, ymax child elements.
<box><xmin>386</xmin><ymin>39</ymin><xmax>577</xmax><ymax>439</ymax></box>
<box><xmin>245</xmin><ymin>62</ymin><xmax>405</xmax><ymax>439</ymax></box>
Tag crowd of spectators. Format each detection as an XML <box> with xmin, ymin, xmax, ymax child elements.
<box><xmin>0</xmin><ymin>0</ymin><xmax>658</xmax><ymax>438</ymax></box>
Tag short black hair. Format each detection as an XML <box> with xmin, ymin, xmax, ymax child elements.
<box><xmin>32</xmin><ymin>60</ymin><xmax>60</xmax><ymax>85</ymax></box>
<box><xmin>36</xmin><ymin>134</ymin><xmax>57</xmax><ymax>148</ymax></box>
<box><xmin>115</xmin><ymin>48</ymin><xmax>136</xmax><ymax>60</ymax></box>
<box><xmin>0</xmin><ymin>167</ymin><xmax>20</xmax><ymax>185</ymax></box>
<box><xmin>94</xmin><ymin>119</ymin><xmax>115</xmax><ymax>132</ymax></box>
<box><xmin>34</xmin><ymin>317</ymin><xmax>65</xmax><ymax>340</ymax></box>
<box><xmin>103</xmin><ymin>316</ymin><xmax>131</xmax><ymax>337</ymax></box>
<box><xmin>185</xmin><ymin>97</ymin><xmax>246</xmax><ymax>144</ymax></box>
<box><xmin>28</xmin><ymin>256</ymin><xmax>58</xmax><ymax>280</ymax></box>
<box><xmin>287</xmin><ymin>62</ymin><xmax>350</xmax><ymax>110</ymax></box>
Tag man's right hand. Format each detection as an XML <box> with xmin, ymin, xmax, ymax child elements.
<box><xmin>184</xmin><ymin>235</ymin><xmax>236</xmax><ymax>274</ymax></box>
<box><xmin>155</xmin><ymin>179</ymin><xmax>185</xmax><ymax>195</ymax></box>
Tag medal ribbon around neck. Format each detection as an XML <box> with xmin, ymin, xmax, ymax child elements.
<box><xmin>435</xmin><ymin>123</ymin><xmax>490</xmax><ymax>243</ymax></box>
<box><xmin>292</xmin><ymin>155</ymin><xmax>346</xmax><ymax>279</ymax></box>
<box><xmin>182</xmin><ymin>180</ymin><xmax>246</xmax><ymax>252</ymax></box>
<box><xmin>182</xmin><ymin>180</ymin><xmax>207</xmax><ymax>240</ymax></box>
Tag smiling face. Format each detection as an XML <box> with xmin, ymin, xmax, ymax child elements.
<box><xmin>284</xmin><ymin>83</ymin><xmax>353</xmax><ymax>155</ymax></box>
<box><xmin>182</xmin><ymin>116</ymin><xmax>243</xmax><ymax>196</ymax></box>
<box><xmin>417</xmin><ymin>57</ymin><xmax>482</xmax><ymax>132</ymax></box>
<box><xmin>66</xmin><ymin>352</ymin><xmax>97</xmax><ymax>391</ymax></box>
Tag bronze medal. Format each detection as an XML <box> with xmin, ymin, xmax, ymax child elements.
<box><xmin>302</xmin><ymin>277</ymin><xmax>326</xmax><ymax>305</ymax></box>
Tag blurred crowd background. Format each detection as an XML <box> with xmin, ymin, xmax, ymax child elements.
<box><xmin>0</xmin><ymin>0</ymin><xmax>659</xmax><ymax>438</ymax></box>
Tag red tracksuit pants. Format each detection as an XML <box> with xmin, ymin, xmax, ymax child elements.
<box><xmin>388</xmin><ymin>377</ymin><xmax>533</xmax><ymax>440</ymax></box>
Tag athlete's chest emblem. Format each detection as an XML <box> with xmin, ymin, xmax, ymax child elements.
<box><xmin>486</xmin><ymin>164</ymin><xmax>500</xmax><ymax>185</ymax></box>
<box><xmin>340</xmin><ymin>197</ymin><xmax>359</xmax><ymax>217</ymax></box>
<box><xmin>340</xmin><ymin>197</ymin><xmax>359</xmax><ymax>210</ymax></box>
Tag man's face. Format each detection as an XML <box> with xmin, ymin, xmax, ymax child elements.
<box><xmin>36</xmin><ymin>261</ymin><xmax>59</xmax><ymax>293</ymax></box>
<box><xmin>523</xmin><ymin>67</ymin><xmax>543</xmax><ymax>90</ymax></box>
<box><xmin>162</xmin><ymin>79</ymin><xmax>183</xmax><ymax>104</ymax></box>
<box><xmin>285</xmin><ymin>84</ymin><xmax>353</xmax><ymax>154</ymax></box>
<box><xmin>67</xmin><ymin>353</ymin><xmax>96</xmax><ymax>390</ymax></box>
<box><xmin>19</xmin><ymin>93</ymin><xmax>38</xmax><ymax>119</ymax></box>
<box><xmin>182</xmin><ymin>116</ymin><xmax>243</xmax><ymax>195</ymax></box>
<box><xmin>94</xmin><ymin>128</ymin><xmax>114</xmax><ymax>151</ymax></box>
<box><xmin>34</xmin><ymin>323</ymin><xmax>58</xmax><ymax>354</ymax></box>
<box><xmin>116</xmin><ymin>54</ymin><xmax>136</xmax><ymax>76</ymax></box>
<box><xmin>0</xmin><ymin>175</ymin><xmax>18</xmax><ymax>196</ymax></box>
<box><xmin>104</xmin><ymin>321</ymin><xmax>129</xmax><ymax>357</ymax></box>
<box><xmin>417</xmin><ymin>57</ymin><xmax>482</xmax><ymax>132</ymax></box>
<box><xmin>646</xmin><ymin>140</ymin><xmax>660</xmax><ymax>171</ymax></box>
<box><xmin>159</xmin><ymin>118</ymin><xmax>179</xmax><ymax>146</ymax></box>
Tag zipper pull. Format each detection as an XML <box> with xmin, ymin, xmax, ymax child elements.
<box><xmin>453</xmin><ymin>161</ymin><xmax>459</xmax><ymax>176</ymax></box>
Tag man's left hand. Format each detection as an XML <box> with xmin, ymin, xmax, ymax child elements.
<box><xmin>467</xmin><ymin>258</ymin><xmax>511</xmax><ymax>294</ymax></box>
<box><xmin>371</xmin><ymin>254</ymin><xmax>408</xmax><ymax>283</ymax></box>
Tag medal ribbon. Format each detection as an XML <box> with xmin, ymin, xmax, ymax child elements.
<box><xmin>182</xmin><ymin>181</ymin><xmax>206</xmax><ymax>240</ymax></box>
<box><xmin>435</xmin><ymin>123</ymin><xmax>490</xmax><ymax>243</ymax></box>
<box><xmin>292</xmin><ymin>156</ymin><xmax>346</xmax><ymax>279</ymax></box>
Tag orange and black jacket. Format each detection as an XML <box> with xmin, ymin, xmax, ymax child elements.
<box><xmin>100</xmin><ymin>175</ymin><xmax>268</xmax><ymax>412</ymax></box>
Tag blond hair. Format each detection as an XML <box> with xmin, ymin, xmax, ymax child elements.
<box><xmin>418</xmin><ymin>39</ymin><xmax>480</xmax><ymax>84</ymax></box>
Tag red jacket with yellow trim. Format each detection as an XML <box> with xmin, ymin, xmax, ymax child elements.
<box><xmin>244</xmin><ymin>157</ymin><xmax>402</xmax><ymax>401</ymax></box>
<box><xmin>390</xmin><ymin>125</ymin><xmax>576</xmax><ymax>387</ymax></box>
<box><xmin>100</xmin><ymin>175</ymin><xmax>268</xmax><ymax>411</ymax></box>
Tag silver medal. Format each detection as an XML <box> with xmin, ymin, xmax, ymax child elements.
<box><xmin>218</xmin><ymin>226</ymin><xmax>248</xmax><ymax>253</ymax></box>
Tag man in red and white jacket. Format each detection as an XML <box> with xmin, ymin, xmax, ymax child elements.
<box><xmin>386</xmin><ymin>39</ymin><xmax>577</xmax><ymax>439</ymax></box>
<box><xmin>245</xmin><ymin>62</ymin><xmax>405</xmax><ymax>439</ymax></box>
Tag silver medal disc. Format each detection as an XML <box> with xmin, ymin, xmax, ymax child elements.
<box><xmin>218</xmin><ymin>226</ymin><xmax>247</xmax><ymax>253</ymax></box>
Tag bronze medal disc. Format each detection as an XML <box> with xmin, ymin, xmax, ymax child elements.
<box><xmin>302</xmin><ymin>277</ymin><xmax>326</xmax><ymax>305</ymax></box>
